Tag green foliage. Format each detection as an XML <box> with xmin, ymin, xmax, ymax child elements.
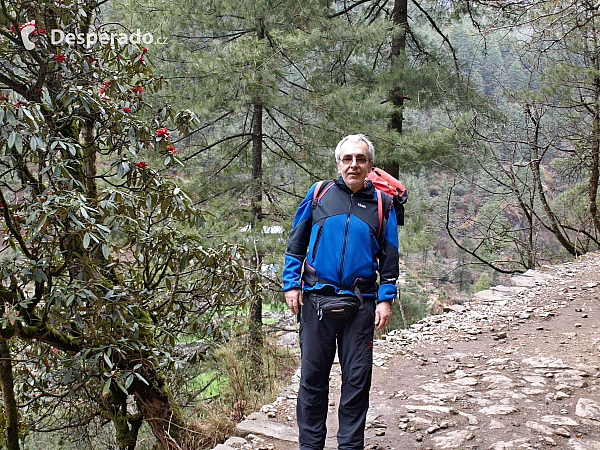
<box><xmin>0</xmin><ymin>0</ymin><xmax>263</xmax><ymax>447</ymax></box>
<box><xmin>471</xmin><ymin>272</ymin><xmax>491</xmax><ymax>294</ymax></box>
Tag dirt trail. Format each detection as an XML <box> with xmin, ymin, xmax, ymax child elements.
<box><xmin>216</xmin><ymin>252</ymin><xmax>600</xmax><ymax>450</ymax></box>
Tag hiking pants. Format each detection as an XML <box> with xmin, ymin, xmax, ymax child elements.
<box><xmin>297</xmin><ymin>292</ymin><xmax>375</xmax><ymax>450</ymax></box>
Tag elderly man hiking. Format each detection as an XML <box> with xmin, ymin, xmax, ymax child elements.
<box><xmin>283</xmin><ymin>134</ymin><xmax>400</xmax><ymax>449</ymax></box>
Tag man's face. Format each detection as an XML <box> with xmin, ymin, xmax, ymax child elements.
<box><xmin>337</xmin><ymin>140</ymin><xmax>373</xmax><ymax>193</ymax></box>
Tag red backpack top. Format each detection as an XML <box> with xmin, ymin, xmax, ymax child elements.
<box><xmin>366</xmin><ymin>167</ymin><xmax>408</xmax><ymax>226</ymax></box>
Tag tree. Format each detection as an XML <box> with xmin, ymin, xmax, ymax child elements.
<box><xmin>446</xmin><ymin>1</ymin><xmax>600</xmax><ymax>271</ymax></box>
<box><xmin>0</xmin><ymin>1</ymin><xmax>254</xmax><ymax>448</ymax></box>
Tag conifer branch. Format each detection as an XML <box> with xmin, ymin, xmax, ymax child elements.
<box><xmin>328</xmin><ymin>0</ymin><xmax>374</xmax><ymax>19</ymax></box>
<box><xmin>411</xmin><ymin>0</ymin><xmax>460</xmax><ymax>71</ymax></box>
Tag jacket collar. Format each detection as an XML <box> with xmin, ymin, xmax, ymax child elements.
<box><xmin>334</xmin><ymin>175</ymin><xmax>374</xmax><ymax>196</ymax></box>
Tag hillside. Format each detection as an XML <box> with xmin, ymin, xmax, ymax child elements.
<box><xmin>215</xmin><ymin>251</ymin><xmax>600</xmax><ymax>449</ymax></box>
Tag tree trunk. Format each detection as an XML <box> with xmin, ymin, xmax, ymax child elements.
<box><xmin>133</xmin><ymin>372</ymin><xmax>188</xmax><ymax>450</ymax></box>
<box><xmin>0</xmin><ymin>338</ymin><xmax>20</xmax><ymax>450</ymax></box>
<box><xmin>385</xmin><ymin>0</ymin><xmax>408</xmax><ymax>178</ymax></box>
<box><xmin>248</xmin><ymin>18</ymin><xmax>265</xmax><ymax>383</ymax></box>
<box><xmin>527</xmin><ymin>105</ymin><xmax>581</xmax><ymax>256</ymax></box>
<box><xmin>589</xmin><ymin>50</ymin><xmax>600</xmax><ymax>234</ymax></box>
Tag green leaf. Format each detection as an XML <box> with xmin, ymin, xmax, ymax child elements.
<box><xmin>179</xmin><ymin>252</ymin><xmax>188</xmax><ymax>272</ymax></box>
<box><xmin>103</xmin><ymin>352</ymin><xmax>113</xmax><ymax>369</ymax></box>
<box><xmin>83</xmin><ymin>232</ymin><xmax>91</xmax><ymax>249</ymax></box>
<box><xmin>102</xmin><ymin>378</ymin><xmax>111</xmax><ymax>397</ymax></box>
<box><xmin>62</xmin><ymin>368</ymin><xmax>73</xmax><ymax>384</ymax></box>
<box><xmin>6</xmin><ymin>109</ymin><xmax>15</xmax><ymax>126</ymax></box>
<box><xmin>14</xmin><ymin>133</ymin><xmax>22</xmax><ymax>153</ymax></box>
<box><xmin>128</xmin><ymin>127</ymin><xmax>136</xmax><ymax>144</ymax></box>
<box><xmin>102</xmin><ymin>244</ymin><xmax>110</xmax><ymax>260</ymax></box>
<box><xmin>7</xmin><ymin>131</ymin><xmax>15</xmax><ymax>149</ymax></box>
<box><xmin>134</xmin><ymin>372</ymin><xmax>149</xmax><ymax>385</ymax></box>
<box><xmin>115</xmin><ymin>380</ymin><xmax>128</xmax><ymax>395</ymax></box>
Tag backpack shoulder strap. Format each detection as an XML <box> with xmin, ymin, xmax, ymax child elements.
<box><xmin>312</xmin><ymin>180</ymin><xmax>335</xmax><ymax>207</ymax></box>
<box><xmin>375</xmin><ymin>190</ymin><xmax>393</xmax><ymax>242</ymax></box>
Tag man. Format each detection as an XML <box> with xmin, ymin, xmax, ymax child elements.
<box><xmin>282</xmin><ymin>134</ymin><xmax>399</xmax><ymax>449</ymax></box>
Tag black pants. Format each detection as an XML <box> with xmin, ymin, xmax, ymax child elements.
<box><xmin>297</xmin><ymin>292</ymin><xmax>375</xmax><ymax>450</ymax></box>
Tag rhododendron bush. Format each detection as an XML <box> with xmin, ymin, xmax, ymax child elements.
<box><xmin>0</xmin><ymin>1</ymin><xmax>257</xmax><ymax>448</ymax></box>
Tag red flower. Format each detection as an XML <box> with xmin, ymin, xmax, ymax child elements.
<box><xmin>123</xmin><ymin>107</ymin><xmax>131</xmax><ymax>113</ymax></box>
<box><xmin>135</xmin><ymin>52</ymin><xmax>140</xmax><ymax>56</ymax></box>
<box><xmin>156</xmin><ymin>128</ymin><xmax>170</xmax><ymax>137</ymax></box>
<box><xmin>136</xmin><ymin>161</ymin><xmax>148</xmax><ymax>168</ymax></box>
<box><xmin>0</xmin><ymin>202</ymin><xmax>4</xmax><ymax>207</ymax></box>
<box><xmin>103</xmin><ymin>80</ymin><xmax>110</xmax><ymax>86</ymax></box>
<box><xmin>132</xmin><ymin>86</ymin><xmax>143</xmax><ymax>93</ymax></box>
<box><xmin>140</xmin><ymin>55</ymin><xmax>144</xmax><ymax>62</ymax></box>
<box><xmin>38</xmin><ymin>26</ymin><xmax>46</xmax><ymax>34</ymax></box>
<box><xmin>52</xmin><ymin>347</ymin><xmax>58</xmax><ymax>353</ymax></box>
<box><xmin>54</xmin><ymin>54</ymin><xmax>66</xmax><ymax>62</ymax></box>
<box><xmin>166</xmin><ymin>145</ymin><xmax>175</xmax><ymax>151</ymax></box>
<box><xmin>143</xmin><ymin>48</ymin><xmax>148</xmax><ymax>53</ymax></box>
<box><xmin>10</xmin><ymin>24</ymin><xmax>16</xmax><ymax>34</ymax></box>
<box><xmin>91</xmin><ymin>56</ymin><xmax>97</xmax><ymax>62</ymax></box>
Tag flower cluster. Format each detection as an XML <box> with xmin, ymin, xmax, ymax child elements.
<box><xmin>156</xmin><ymin>128</ymin><xmax>169</xmax><ymax>137</ymax></box>
<box><xmin>54</xmin><ymin>54</ymin><xmax>66</xmax><ymax>62</ymax></box>
<box><xmin>135</xmin><ymin>52</ymin><xmax>145</xmax><ymax>63</ymax></box>
<box><xmin>11</xmin><ymin>20</ymin><xmax>45</xmax><ymax>35</ymax></box>
<box><xmin>167</xmin><ymin>145</ymin><xmax>177</xmax><ymax>154</ymax></box>
<box><xmin>99</xmin><ymin>80</ymin><xmax>110</xmax><ymax>99</ymax></box>
<box><xmin>136</xmin><ymin>161</ymin><xmax>148</xmax><ymax>168</ymax></box>
<box><xmin>123</xmin><ymin>106</ymin><xmax>131</xmax><ymax>113</ymax></box>
<box><xmin>132</xmin><ymin>86</ymin><xmax>143</xmax><ymax>93</ymax></box>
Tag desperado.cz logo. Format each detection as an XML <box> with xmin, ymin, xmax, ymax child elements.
<box><xmin>17</xmin><ymin>22</ymin><xmax>167</xmax><ymax>50</ymax></box>
<box><xmin>18</xmin><ymin>22</ymin><xmax>38</xmax><ymax>51</ymax></box>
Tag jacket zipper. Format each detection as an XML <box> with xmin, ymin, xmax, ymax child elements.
<box><xmin>339</xmin><ymin>193</ymin><xmax>353</xmax><ymax>285</ymax></box>
<box><xmin>312</xmin><ymin>225</ymin><xmax>323</xmax><ymax>259</ymax></box>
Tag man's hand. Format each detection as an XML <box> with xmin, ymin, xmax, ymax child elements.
<box><xmin>375</xmin><ymin>300</ymin><xmax>392</xmax><ymax>330</ymax></box>
<box><xmin>285</xmin><ymin>288</ymin><xmax>303</xmax><ymax>315</ymax></box>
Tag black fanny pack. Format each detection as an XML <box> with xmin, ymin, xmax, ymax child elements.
<box><xmin>308</xmin><ymin>293</ymin><xmax>361</xmax><ymax>320</ymax></box>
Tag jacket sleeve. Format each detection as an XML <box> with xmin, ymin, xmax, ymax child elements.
<box><xmin>282</xmin><ymin>183</ymin><xmax>317</xmax><ymax>291</ymax></box>
<box><xmin>377</xmin><ymin>204</ymin><xmax>399</xmax><ymax>302</ymax></box>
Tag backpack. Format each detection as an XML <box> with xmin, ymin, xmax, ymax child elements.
<box><xmin>366</xmin><ymin>168</ymin><xmax>408</xmax><ymax>226</ymax></box>
<box><xmin>312</xmin><ymin>180</ymin><xmax>392</xmax><ymax>242</ymax></box>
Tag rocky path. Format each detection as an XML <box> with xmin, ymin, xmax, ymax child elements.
<box><xmin>215</xmin><ymin>252</ymin><xmax>600</xmax><ymax>450</ymax></box>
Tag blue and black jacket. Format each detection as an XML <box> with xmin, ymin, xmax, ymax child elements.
<box><xmin>282</xmin><ymin>176</ymin><xmax>399</xmax><ymax>303</ymax></box>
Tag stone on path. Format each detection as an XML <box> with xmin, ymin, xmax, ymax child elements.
<box><xmin>541</xmin><ymin>415</ymin><xmax>579</xmax><ymax>426</ymax></box>
<box><xmin>522</xmin><ymin>356</ymin><xmax>570</xmax><ymax>369</ymax></box>
<box><xmin>525</xmin><ymin>420</ymin><xmax>555</xmax><ymax>435</ymax></box>
<box><xmin>576</xmin><ymin>398</ymin><xmax>600</xmax><ymax>421</ymax></box>
<box><xmin>443</xmin><ymin>304</ymin><xmax>466</xmax><ymax>314</ymax></box>
<box><xmin>473</xmin><ymin>289</ymin><xmax>509</xmax><ymax>302</ymax></box>
<box><xmin>236</xmin><ymin>413</ymin><xmax>298</xmax><ymax>442</ymax></box>
<box><xmin>488</xmin><ymin>438</ymin><xmax>530</xmax><ymax>449</ymax></box>
<box><xmin>568</xmin><ymin>439</ymin><xmax>600</xmax><ymax>450</ymax></box>
<box><xmin>479</xmin><ymin>405</ymin><xmax>519</xmax><ymax>415</ymax></box>
<box><xmin>431</xmin><ymin>430</ymin><xmax>474</xmax><ymax>449</ymax></box>
<box><xmin>510</xmin><ymin>275</ymin><xmax>538</xmax><ymax>287</ymax></box>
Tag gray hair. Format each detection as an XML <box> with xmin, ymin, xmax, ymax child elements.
<box><xmin>335</xmin><ymin>134</ymin><xmax>375</xmax><ymax>163</ymax></box>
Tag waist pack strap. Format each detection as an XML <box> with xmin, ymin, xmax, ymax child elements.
<box><xmin>302</xmin><ymin>262</ymin><xmax>377</xmax><ymax>295</ymax></box>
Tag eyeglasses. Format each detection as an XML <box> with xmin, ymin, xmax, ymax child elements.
<box><xmin>339</xmin><ymin>156</ymin><xmax>370</xmax><ymax>166</ymax></box>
